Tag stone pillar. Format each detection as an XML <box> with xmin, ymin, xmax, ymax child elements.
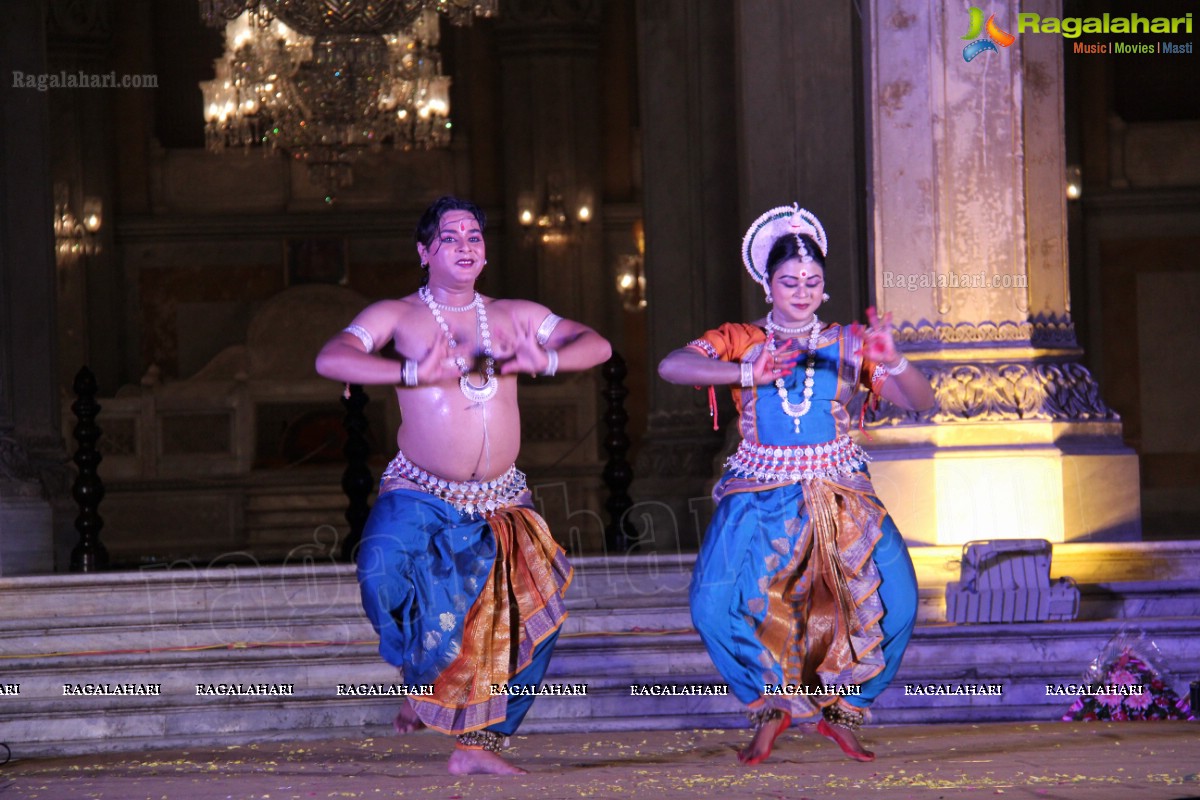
<box><xmin>0</xmin><ymin>0</ymin><xmax>72</xmax><ymax>574</ymax></box>
<box><xmin>732</xmin><ymin>0</ymin><xmax>868</xmax><ymax>325</ymax></box>
<box><xmin>629</xmin><ymin>0</ymin><xmax>740</xmax><ymax>551</ymax></box>
<box><xmin>493</xmin><ymin>0</ymin><xmax>610</xmax><ymax>550</ymax></box>
<box><xmin>47</xmin><ymin>0</ymin><xmax>121</xmax><ymax>395</ymax></box>
<box><xmin>495</xmin><ymin>0</ymin><xmax>606</xmax><ymax>330</ymax></box>
<box><xmin>863</xmin><ymin>0</ymin><xmax>1139</xmax><ymax>544</ymax></box>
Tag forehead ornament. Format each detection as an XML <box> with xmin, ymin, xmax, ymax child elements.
<box><xmin>741</xmin><ymin>203</ymin><xmax>828</xmax><ymax>295</ymax></box>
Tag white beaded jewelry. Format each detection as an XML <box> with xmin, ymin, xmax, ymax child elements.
<box><xmin>418</xmin><ymin>287</ymin><xmax>497</xmax><ymax>403</ymax></box>
<box><xmin>767</xmin><ymin>311</ymin><xmax>822</xmax><ymax>434</ymax></box>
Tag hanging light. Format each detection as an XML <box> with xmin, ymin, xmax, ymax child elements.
<box><xmin>198</xmin><ymin>0</ymin><xmax>496</xmax><ymax>198</ymax></box>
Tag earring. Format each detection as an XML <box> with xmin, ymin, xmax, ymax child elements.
<box><xmin>765</xmin><ymin>293</ymin><xmax>774</xmax><ymax>304</ymax></box>
<box><xmin>822</xmin><ymin>292</ymin><xmax>830</xmax><ymax>302</ymax></box>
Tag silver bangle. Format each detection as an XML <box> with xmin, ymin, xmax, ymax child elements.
<box><xmin>343</xmin><ymin>324</ymin><xmax>375</xmax><ymax>353</ymax></box>
<box><xmin>542</xmin><ymin>349</ymin><xmax>559</xmax><ymax>377</ymax></box>
<box><xmin>535</xmin><ymin>313</ymin><xmax>562</xmax><ymax>347</ymax></box>
<box><xmin>739</xmin><ymin>361</ymin><xmax>755</xmax><ymax>388</ymax></box>
<box><xmin>885</xmin><ymin>356</ymin><xmax>910</xmax><ymax>376</ymax></box>
<box><xmin>401</xmin><ymin>358</ymin><xmax>419</xmax><ymax>387</ymax></box>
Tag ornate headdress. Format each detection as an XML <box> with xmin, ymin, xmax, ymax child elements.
<box><xmin>741</xmin><ymin>203</ymin><xmax>828</xmax><ymax>294</ymax></box>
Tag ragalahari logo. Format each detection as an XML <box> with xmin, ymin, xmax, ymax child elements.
<box><xmin>962</xmin><ymin>7</ymin><xmax>1016</xmax><ymax>62</ymax></box>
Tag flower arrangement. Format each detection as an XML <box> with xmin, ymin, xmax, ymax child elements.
<box><xmin>1063</xmin><ymin>637</ymin><xmax>1193</xmax><ymax>722</ymax></box>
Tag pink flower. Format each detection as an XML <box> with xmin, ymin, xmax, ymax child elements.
<box><xmin>1125</xmin><ymin>690</ymin><xmax>1152</xmax><ymax>711</ymax></box>
<box><xmin>1106</xmin><ymin>668</ymin><xmax>1137</xmax><ymax>686</ymax></box>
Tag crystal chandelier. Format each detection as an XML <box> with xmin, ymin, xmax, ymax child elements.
<box><xmin>198</xmin><ymin>0</ymin><xmax>496</xmax><ymax>198</ymax></box>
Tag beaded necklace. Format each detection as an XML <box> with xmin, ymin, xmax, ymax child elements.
<box><xmin>418</xmin><ymin>286</ymin><xmax>497</xmax><ymax>403</ymax></box>
<box><xmin>766</xmin><ymin>311</ymin><xmax>822</xmax><ymax>433</ymax></box>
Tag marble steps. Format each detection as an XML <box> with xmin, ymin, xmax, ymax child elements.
<box><xmin>5</xmin><ymin>616</ymin><xmax>1198</xmax><ymax>758</ymax></box>
<box><xmin>10</xmin><ymin>579</ymin><xmax>1194</xmax><ymax>665</ymax></box>
<box><xmin>242</xmin><ymin>487</ymin><xmax>348</xmax><ymax>562</ymax></box>
<box><xmin>4</xmin><ymin>551</ymin><xmax>1200</xmax><ymax>757</ymax></box>
<box><xmin>4</xmin><ymin>577</ymin><xmax>1196</xmax><ymax>662</ymax></box>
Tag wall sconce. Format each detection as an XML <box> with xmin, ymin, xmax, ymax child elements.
<box><xmin>517</xmin><ymin>180</ymin><xmax>591</xmax><ymax>246</ymax></box>
<box><xmin>615</xmin><ymin>219</ymin><xmax>646</xmax><ymax>312</ymax></box>
<box><xmin>1065</xmin><ymin>164</ymin><xmax>1082</xmax><ymax>201</ymax></box>
<box><xmin>53</xmin><ymin>183</ymin><xmax>102</xmax><ymax>259</ymax></box>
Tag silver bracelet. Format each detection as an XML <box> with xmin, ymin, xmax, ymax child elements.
<box><xmin>343</xmin><ymin>324</ymin><xmax>375</xmax><ymax>353</ymax></box>
<box><xmin>401</xmin><ymin>358</ymin><xmax>419</xmax><ymax>387</ymax></box>
<box><xmin>542</xmin><ymin>349</ymin><xmax>559</xmax><ymax>377</ymax></box>
<box><xmin>739</xmin><ymin>361</ymin><xmax>755</xmax><ymax>388</ymax></box>
<box><xmin>885</xmin><ymin>356</ymin><xmax>910</xmax><ymax>376</ymax></box>
<box><xmin>535</xmin><ymin>313</ymin><xmax>562</xmax><ymax>347</ymax></box>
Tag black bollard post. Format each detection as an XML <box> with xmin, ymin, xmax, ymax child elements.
<box><xmin>69</xmin><ymin>367</ymin><xmax>108</xmax><ymax>571</ymax></box>
<box><xmin>339</xmin><ymin>383</ymin><xmax>372</xmax><ymax>562</ymax></box>
<box><xmin>601</xmin><ymin>353</ymin><xmax>635</xmax><ymax>553</ymax></box>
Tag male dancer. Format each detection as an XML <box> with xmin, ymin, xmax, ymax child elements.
<box><xmin>316</xmin><ymin>196</ymin><xmax>611</xmax><ymax>774</ymax></box>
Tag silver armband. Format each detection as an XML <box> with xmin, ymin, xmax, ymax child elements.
<box><xmin>343</xmin><ymin>324</ymin><xmax>375</xmax><ymax>353</ymax></box>
<box><xmin>535</xmin><ymin>313</ymin><xmax>563</xmax><ymax>347</ymax></box>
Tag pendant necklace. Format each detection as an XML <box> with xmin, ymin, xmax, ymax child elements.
<box><xmin>419</xmin><ymin>286</ymin><xmax>498</xmax><ymax>403</ymax></box>
<box><xmin>766</xmin><ymin>311</ymin><xmax>821</xmax><ymax>434</ymax></box>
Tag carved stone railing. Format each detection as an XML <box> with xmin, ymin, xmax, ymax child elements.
<box><xmin>69</xmin><ymin>367</ymin><xmax>108</xmax><ymax>572</ymax></box>
<box><xmin>601</xmin><ymin>353</ymin><xmax>634</xmax><ymax>552</ymax></box>
<box><xmin>339</xmin><ymin>384</ymin><xmax>372</xmax><ymax>561</ymax></box>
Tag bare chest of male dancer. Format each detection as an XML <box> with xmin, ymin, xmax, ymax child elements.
<box><xmin>390</xmin><ymin>296</ymin><xmax>522</xmax><ymax>484</ymax></box>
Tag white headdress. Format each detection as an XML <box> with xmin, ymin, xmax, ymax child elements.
<box><xmin>740</xmin><ymin>203</ymin><xmax>828</xmax><ymax>294</ymax></box>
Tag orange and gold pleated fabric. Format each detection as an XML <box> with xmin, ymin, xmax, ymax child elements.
<box><xmin>692</xmin><ymin>471</ymin><xmax>887</xmax><ymax>719</ymax></box>
<box><xmin>357</xmin><ymin>486</ymin><xmax>572</xmax><ymax>734</ymax></box>
<box><xmin>410</xmin><ymin>505</ymin><xmax>573</xmax><ymax>733</ymax></box>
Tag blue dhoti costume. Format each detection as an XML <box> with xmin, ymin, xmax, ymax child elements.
<box><xmin>687</xmin><ymin>322</ymin><xmax>918</xmax><ymax>720</ymax></box>
<box><xmin>356</xmin><ymin>451</ymin><xmax>572</xmax><ymax>735</ymax></box>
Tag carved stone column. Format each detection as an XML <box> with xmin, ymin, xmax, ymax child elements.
<box><xmin>1</xmin><ymin>0</ymin><xmax>73</xmax><ymax>574</ymax></box>
<box><xmin>863</xmin><ymin>0</ymin><xmax>1139</xmax><ymax>544</ymax></box>
<box><xmin>495</xmin><ymin>0</ymin><xmax>606</xmax><ymax>329</ymax></box>
<box><xmin>493</xmin><ymin>0</ymin><xmax>609</xmax><ymax>546</ymax></box>
<box><xmin>732</xmin><ymin>0</ymin><xmax>868</xmax><ymax>325</ymax></box>
<box><xmin>629</xmin><ymin>0</ymin><xmax>740</xmax><ymax>551</ymax></box>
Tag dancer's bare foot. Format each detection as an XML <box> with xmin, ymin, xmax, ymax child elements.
<box><xmin>448</xmin><ymin>747</ymin><xmax>527</xmax><ymax>775</ymax></box>
<box><xmin>817</xmin><ymin>718</ymin><xmax>875</xmax><ymax>762</ymax></box>
<box><xmin>737</xmin><ymin>710</ymin><xmax>792</xmax><ymax>766</ymax></box>
<box><xmin>393</xmin><ymin>701</ymin><xmax>426</xmax><ymax>735</ymax></box>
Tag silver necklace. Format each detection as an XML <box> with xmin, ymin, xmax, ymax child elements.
<box><xmin>419</xmin><ymin>286</ymin><xmax>497</xmax><ymax>403</ymax></box>
<box><xmin>766</xmin><ymin>311</ymin><xmax>821</xmax><ymax>434</ymax></box>
<box><xmin>419</xmin><ymin>287</ymin><xmax>477</xmax><ymax>313</ymax></box>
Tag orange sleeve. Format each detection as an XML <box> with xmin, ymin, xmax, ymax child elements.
<box><xmin>685</xmin><ymin>322</ymin><xmax>763</xmax><ymax>363</ymax></box>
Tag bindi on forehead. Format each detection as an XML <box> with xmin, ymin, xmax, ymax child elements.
<box><xmin>439</xmin><ymin>213</ymin><xmax>480</xmax><ymax>236</ymax></box>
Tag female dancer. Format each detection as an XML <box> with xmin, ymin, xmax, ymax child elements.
<box><xmin>658</xmin><ymin>204</ymin><xmax>935</xmax><ymax>765</ymax></box>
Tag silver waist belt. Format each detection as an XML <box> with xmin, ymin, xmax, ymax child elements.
<box><xmin>725</xmin><ymin>435</ymin><xmax>869</xmax><ymax>483</ymax></box>
<box><xmin>380</xmin><ymin>450</ymin><xmax>528</xmax><ymax>516</ymax></box>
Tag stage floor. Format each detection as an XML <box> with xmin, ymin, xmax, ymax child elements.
<box><xmin>2</xmin><ymin>721</ymin><xmax>1198</xmax><ymax>799</ymax></box>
